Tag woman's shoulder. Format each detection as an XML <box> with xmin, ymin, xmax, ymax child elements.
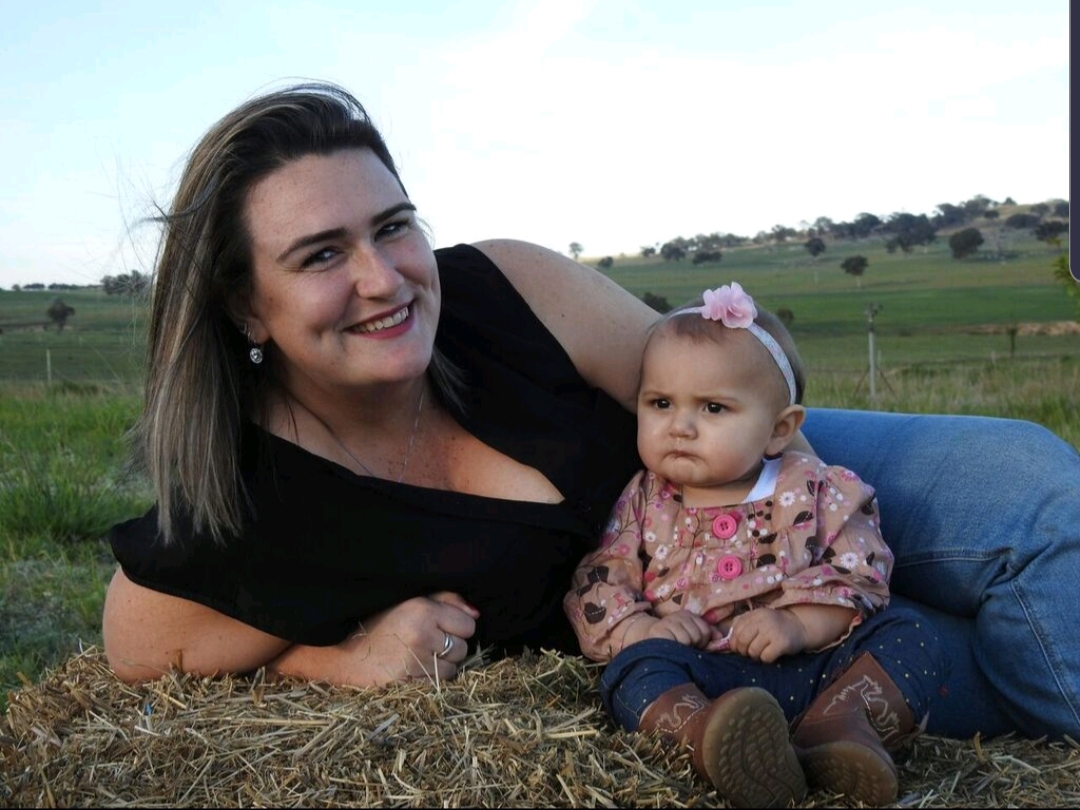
<box><xmin>454</xmin><ymin>239</ymin><xmax>657</xmax><ymax>411</ymax></box>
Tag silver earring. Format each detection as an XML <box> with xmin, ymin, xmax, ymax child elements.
<box><xmin>240</xmin><ymin>324</ymin><xmax>264</xmax><ymax>365</ymax></box>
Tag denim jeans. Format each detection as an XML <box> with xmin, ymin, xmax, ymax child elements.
<box><xmin>802</xmin><ymin>408</ymin><xmax>1080</xmax><ymax>739</ymax></box>
<box><xmin>602</xmin><ymin>607</ymin><xmax>946</xmax><ymax>733</ymax></box>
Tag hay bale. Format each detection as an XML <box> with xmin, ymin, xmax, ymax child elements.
<box><xmin>2</xmin><ymin>647</ymin><xmax>1078</xmax><ymax>807</ymax></box>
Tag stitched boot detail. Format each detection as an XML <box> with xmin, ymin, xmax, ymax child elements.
<box><xmin>790</xmin><ymin>653</ymin><xmax>919</xmax><ymax>806</ymax></box>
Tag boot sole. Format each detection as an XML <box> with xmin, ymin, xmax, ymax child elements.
<box><xmin>800</xmin><ymin>740</ymin><xmax>898</xmax><ymax>806</ymax></box>
<box><xmin>698</xmin><ymin>688</ymin><xmax>807</xmax><ymax>809</ymax></box>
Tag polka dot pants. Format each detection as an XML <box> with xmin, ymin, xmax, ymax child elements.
<box><xmin>600</xmin><ymin>606</ymin><xmax>947</xmax><ymax>732</ymax></box>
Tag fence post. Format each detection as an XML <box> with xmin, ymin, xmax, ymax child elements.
<box><xmin>864</xmin><ymin>304</ymin><xmax>882</xmax><ymax>402</ymax></box>
<box><xmin>46</xmin><ymin>348</ymin><xmax>52</xmax><ymax>384</ymax></box>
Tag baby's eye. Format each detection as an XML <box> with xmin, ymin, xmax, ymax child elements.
<box><xmin>705</xmin><ymin>402</ymin><xmax>725</xmax><ymax>414</ymax></box>
<box><xmin>651</xmin><ymin>398</ymin><xmax>671</xmax><ymax>410</ymax></box>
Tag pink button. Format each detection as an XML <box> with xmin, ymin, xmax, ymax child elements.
<box><xmin>712</xmin><ymin>514</ymin><xmax>738</xmax><ymax>539</ymax></box>
<box><xmin>716</xmin><ymin>555</ymin><xmax>743</xmax><ymax>580</ymax></box>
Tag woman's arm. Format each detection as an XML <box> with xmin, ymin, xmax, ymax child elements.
<box><xmin>102</xmin><ymin>569</ymin><xmax>291</xmax><ymax>682</ymax></box>
<box><xmin>103</xmin><ymin>570</ymin><xmax>478</xmax><ymax>686</ymax></box>
<box><xmin>472</xmin><ymin>239</ymin><xmax>658</xmax><ymax>412</ymax></box>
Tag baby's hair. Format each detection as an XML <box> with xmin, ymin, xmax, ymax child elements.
<box><xmin>650</xmin><ymin>299</ymin><xmax>807</xmax><ymax>405</ymax></box>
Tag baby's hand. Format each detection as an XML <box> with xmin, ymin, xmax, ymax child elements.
<box><xmin>705</xmin><ymin>626</ymin><xmax>733</xmax><ymax>652</ymax></box>
<box><xmin>727</xmin><ymin>608</ymin><xmax>807</xmax><ymax>663</ymax></box>
<box><xmin>644</xmin><ymin>612</ymin><xmax>714</xmax><ymax>648</ymax></box>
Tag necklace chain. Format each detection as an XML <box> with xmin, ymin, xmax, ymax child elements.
<box><xmin>300</xmin><ymin>387</ymin><xmax>426</xmax><ymax>484</ymax></box>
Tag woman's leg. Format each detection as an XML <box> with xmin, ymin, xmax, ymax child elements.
<box><xmin>804</xmin><ymin>408</ymin><xmax>1080</xmax><ymax>739</ymax></box>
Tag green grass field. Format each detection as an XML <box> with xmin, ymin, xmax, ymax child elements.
<box><xmin>0</xmin><ymin>384</ymin><xmax>145</xmax><ymax>710</ymax></box>
<box><xmin>599</xmin><ymin>232</ymin><xmax>1076</xmax><ymax>370</ymax></box>
<box><xmin>0</xmin><ymin>231</ymin><xmax>1077</xmax><ymax>710</ymax></box>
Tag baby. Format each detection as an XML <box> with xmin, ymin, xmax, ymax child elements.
<box><xmin>565</xmin><ymin>283</ymin><xmax>946</xmax><ymax>807</ymax></box>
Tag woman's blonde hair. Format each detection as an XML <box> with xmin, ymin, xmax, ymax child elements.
<box><xmin>136</xmin><ymin>82</ymin><xmax>460</xmax><ymax>544</ymax></box>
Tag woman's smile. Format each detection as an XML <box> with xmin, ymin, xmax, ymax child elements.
<box><xmin>348</xmin><ymin>304</ymin><xmax>413</xmax><ymax>337</ymax></box>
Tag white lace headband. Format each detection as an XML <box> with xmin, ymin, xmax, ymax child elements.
<box><xmin>679</xmin><ymin>282</ymin><xmax>798</xmax><ymax>405</ymax></box>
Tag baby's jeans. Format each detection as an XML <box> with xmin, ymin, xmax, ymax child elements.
<box><xmin>601</xmin><ymin>606</ymin><xmax>946</xmax><ymax>733</ymax></box>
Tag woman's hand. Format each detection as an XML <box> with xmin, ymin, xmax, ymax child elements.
<box><xmin>267</xmin><ymin>591</ymin><xmax>479</xmax><ymax>687</ymax></box>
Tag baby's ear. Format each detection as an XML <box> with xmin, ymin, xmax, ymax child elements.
<box><xmin>766</xmin><ymin>405</ymin><xmax>806</xmax><ymax>456</ymax></box>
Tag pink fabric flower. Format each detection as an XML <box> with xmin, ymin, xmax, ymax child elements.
<box><xmin>700</xmin><ymin>282</ymin><xmax>758</xmax><ymax>328</ymax></box>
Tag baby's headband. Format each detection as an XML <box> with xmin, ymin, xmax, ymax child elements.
<box><xmin>679</xmin><ymin>282</ymin><xmax>798</xmax><ymax>405</ymax></box>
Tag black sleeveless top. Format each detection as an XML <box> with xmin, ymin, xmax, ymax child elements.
<box><xmin>110</xmin><ymin>244</ymin><xmax>641</xmax><ymax>656</ymax></box>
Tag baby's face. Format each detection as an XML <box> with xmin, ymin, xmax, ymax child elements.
<box><xmin>636</xmin><ymin>329</ymin><xmax>786</xmax><ymax>491</ymax></box>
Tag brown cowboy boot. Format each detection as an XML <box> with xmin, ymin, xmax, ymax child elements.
<box><xmin>790</xmin><ymin>652</ymin><xmax>921</xmax><ymax>806</ymax></box>
<box><xmin>639</xmin><ymin>683</ymin><xmax>807</xmax><ymax>808</ymax></box>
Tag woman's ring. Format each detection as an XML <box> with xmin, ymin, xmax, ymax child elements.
<box><xmin>436</xmin><ymin>632</ymin><xmax>453</xmax><ymax>659</ymax></box>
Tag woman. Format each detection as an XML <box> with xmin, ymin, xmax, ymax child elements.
<box><xmin>103</xmin><ymin>82</ymin><xmax>1080</xmax><ymax>742</ymax></box>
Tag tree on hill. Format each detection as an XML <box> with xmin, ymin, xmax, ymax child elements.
<box><xmin>597</xmin><ymin>256</ymin><xmax>614</xmax><ymax>269</ymax></box>
<box><xmin>1004</xmin><ymin>213</ymin><xmax>1040</xmax><ymax>230</ymax></box>
<box><xmin>776</xmin><ymin>307</ymin><xmax>794</xmax><ymax>327</ymax></box>
<box><xmin>949</xmin><ymin>228</ymin><xmax>984</xmax><ymax>259</ymax></box>
<box><xmin>640</xmin><ymin>245</ymin><xmax>657</xmax><ymax>258</ymax></box>
<box><xmin>691</xmin><ymin>249</ymin><xmax>722</xmax><ymax>265</ymax></box>
<box><xmin>883</xmin><ymin>213</ymin><xmax>936</xmax><ymax>254</ymax></box>
<box><xmin>771</xmin><ymin>224</ymin><xmax>797</xmax><ymax>244</ymax></box>
<box><xmin>568</xmin><ymin>242</ymin><xmax>583</xmax><ymax>260</ymax></box>
<box><xmin>660</xmin><ymin>241</ymin><xmax>686</xmax><ymax>261</ymax></box>
<box><xmin>852</xmin><ymin>213</ymin><xmax>882</xmax><ymax>239</ymax></box>
<box><xmin>47</xmin><ymin>298</ymin><xmax>75</xmax><ymax>331</ymax></box>
<box><xmin>101</xmin><ymin>270</ymin><xmax>151</xmax><ymax>296</ymax></box>
<box><xmin>962</xmin><ymin>194</ymin><xmax>995</xmax><ymax>216</ymax></box>
<box><xmin>933</xmin><ymin>203</ymin><xmax>969</xmax><ymax>229</ymax></box>
<box><xmin>1034</xmin><ymin>220</ymin><xmax>1068</xmax><ymax>248</ymax></box>
<box><xmin>804</xmin><ymin>237</ymin><xmax>826</xmax><ymax>258</ymax></box>
<box><xmin>641</xmin><ymin>292</ymin><xmax>672</xmax><ymax>313</ymax></box>
<box><xmin>693</xmin><ymin>232</ymin><xmax>725</xmax><ymax>252</ymax></box>
<box><xmin>841</xmin><ymin>255</ymin><xmax>868</xmax><ymax>288</ymax></box>
<box><xmin>1053</xmin><ymin>200</ymin><xmax>1069</xmax><ymax>218</ymax></box>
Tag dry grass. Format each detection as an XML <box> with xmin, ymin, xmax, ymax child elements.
<box><xmin>3</xmin><ymin>647</ymin><xmax>1078</xmax><ymax>808</ymax></box>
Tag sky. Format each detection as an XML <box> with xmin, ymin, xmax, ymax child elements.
<box><xmin>0</xmin><ymin>0</ymin><xmax>1069</xmax><ymax>288</ymax></box>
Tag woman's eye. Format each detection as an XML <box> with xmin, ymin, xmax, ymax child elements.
<box><xmin>705</xmin><ymin>402</ymin><xmax>724</xmax><ymax>414</ymax></box>
<box><xmin>377</xmin><ymin>218</ymin><xmax>410</xmax><ymax>239</ymax></box>
<box><xmin>299</xmin><ymin>247</ymin><xmax>338</xmax><ymax>269</ymax></box>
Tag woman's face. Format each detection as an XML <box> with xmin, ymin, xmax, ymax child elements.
<box><xmin>242</xmin><ymin>149</ymin><xmax>439</xmax><ymax>400</ymax></box>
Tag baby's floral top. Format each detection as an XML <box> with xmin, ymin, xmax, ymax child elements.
<box><xmin>564</xmin><ymin>451</ymin><xmax>892</xmax><ymax>662</ymax></box>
